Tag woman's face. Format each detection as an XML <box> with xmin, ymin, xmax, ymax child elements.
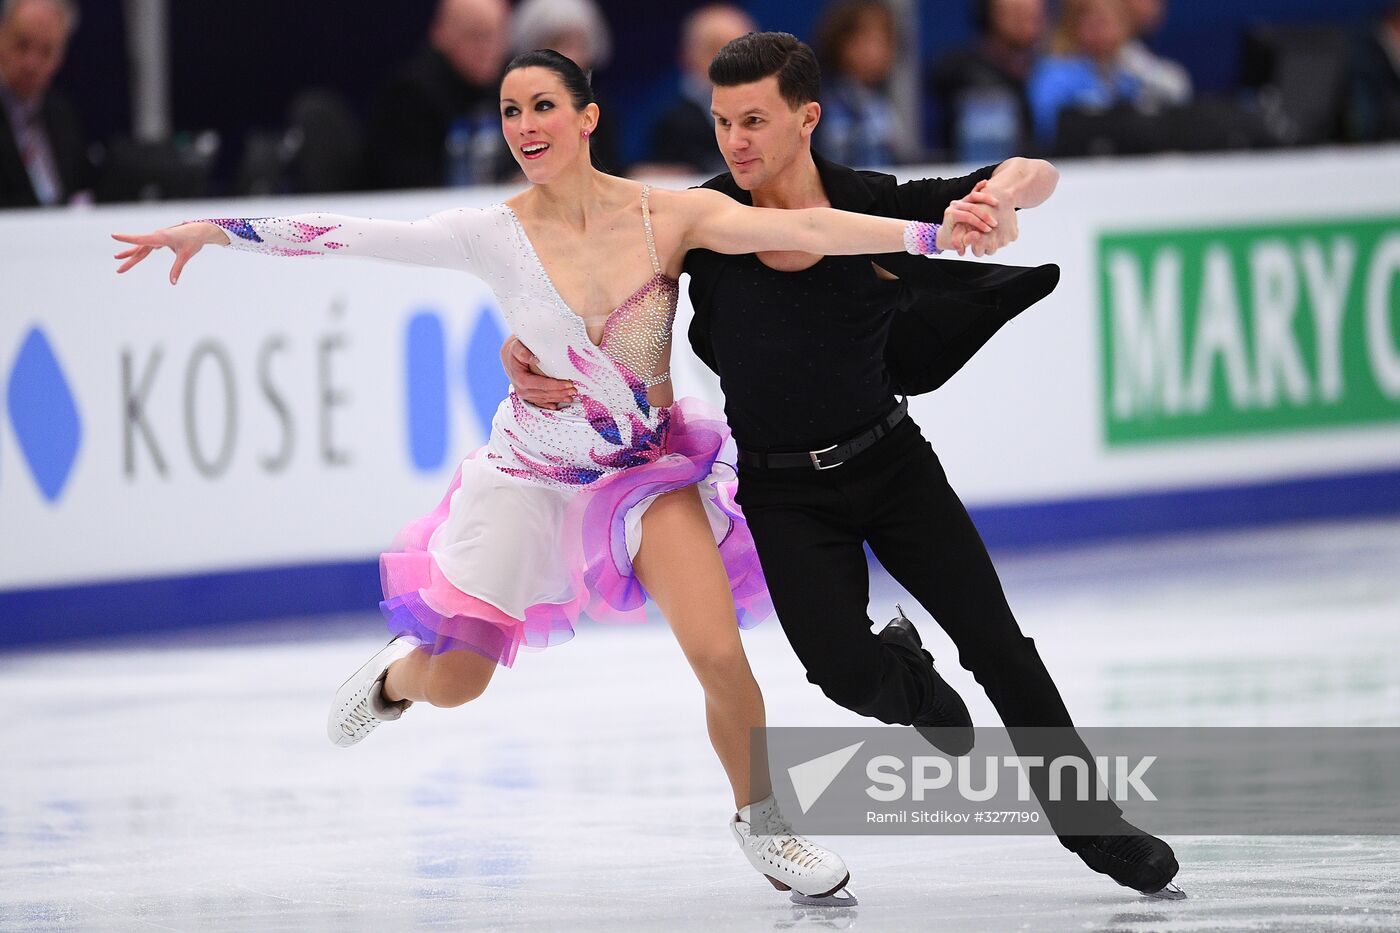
<box><xmin>499</xmin><ymin>67</ymin><xmax>594</xmax><ymax>183</ymax></box>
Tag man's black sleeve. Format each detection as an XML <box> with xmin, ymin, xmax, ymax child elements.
<box><xmin>888</xmin><ymin>163</ymin><xmax>1001</xmax><ymax>220</ymax></box>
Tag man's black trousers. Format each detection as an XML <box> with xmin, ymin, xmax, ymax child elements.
<box><xmin>735</xmin><ymin>415</ymin><xmax>1121</xmax><ymax>844</ymax></box>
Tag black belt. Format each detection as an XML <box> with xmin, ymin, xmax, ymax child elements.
<box><xmin>736</xmin><ymin>398</ymin><xmax>908</xmax><ymax>471</ymax></box>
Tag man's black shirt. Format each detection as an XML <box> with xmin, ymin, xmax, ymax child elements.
<box><xmin>683</xmin><ymin>152</ymin><xmax>1024</xmax><ymax>452</ymax></box>
<box><xmin>692</xmin><ymin>250</ymin><xmax>909</xmax><ymax>451</ymax></box>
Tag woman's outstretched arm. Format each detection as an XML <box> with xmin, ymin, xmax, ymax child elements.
<box><xmin>669</xmin><ymin>188</ymin><xmax>995</xmax><ymax>260</ymax></box>
<box><xmin>113</xmin><ymin>210</ymin><xmax>487</xmax><ymax>285</ymax></box>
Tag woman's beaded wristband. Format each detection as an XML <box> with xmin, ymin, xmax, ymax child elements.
<box><xmin>903</xmin><ymin>221</ymin><xmax>942</xmax><ymax>256</ymax></box>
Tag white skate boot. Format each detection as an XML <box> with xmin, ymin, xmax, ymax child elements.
<box><xmin>731</xmin><ymin>795</ymin><xmax>857</xmax><ymax>907</ymax></box>
<box><xmin>327</xmin><ymin>635</ymin><xmax>421</xmax><ymax>747</ymax></box>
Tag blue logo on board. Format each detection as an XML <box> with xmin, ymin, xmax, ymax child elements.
<box><xmin>404</xmin><ymin>302</ymin><xmax>510</xmax><ymax>473</ymax></box>
<box><xmin>4</xmin><ymin>326</ymin><xmax>82</xmax><ymax>502</ymax></box>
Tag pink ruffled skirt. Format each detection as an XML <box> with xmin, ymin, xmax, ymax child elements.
<box><xmin>378</xmin><ymin>398</ymin><xmax>771</xmax><ymax>666</ymax></box>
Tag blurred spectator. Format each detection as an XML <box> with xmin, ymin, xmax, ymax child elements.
<box><xmin>0</xmin><ymin>0</ymin><xmax>89</xmax><ymax>208</ymax></box>
<box><xmin>1119</xmin><ymin>0</ymin><xmax>1192</xmax><ymax>108</ymax></box>
<box><xmin>813</xmin><ymin>0</ymin><xmax>915</xmax><ymax>167</ymax></box>
<box><xmin>511</xmin><ymin>0</ymin><xmax>626</xmax><ymax>172</ymax></box>
<box><xmin>1027</xmin><ymin>0</ymin><xmax>1140</xmax><ymax>148</ymax></box>
<box><xmin>930</xmin><ymin>0</ymin><xmax>1046</xmax><ymax>162</ymax></box>
<box><xmin>642</xmin><ymin>4</ymin><xmax>756</xmax><ymax>175</ymax></box>
<box><xmin>364</xmin><ymin>0</ymin><xmax>516</xmax><ymax>190</ymax></box>
<box><xmin>512</xmin><ymin>0</ymin><xmax>611</xmax><ymax>72</ymax></box>
<box><xmin>1347</xmin><ymin>0</ymin><xmax>1400</xmax><ymax>142</ymax></box>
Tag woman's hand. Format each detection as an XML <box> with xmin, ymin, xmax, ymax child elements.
<box><xmin>936</xmin><ymin>222</ymin><xmax>982</xmax><ymax>256</ymax></box>
<box><xmin>112</xmin><ymin>222</ymin><xmax>228</xmax><ymax>284</ymax></box>
<box><xmin>938</xmin><ymin>179</ymin><xmax>1019</xmax><ymax>257</ymax></box>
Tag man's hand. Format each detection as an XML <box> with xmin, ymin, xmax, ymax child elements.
<box><xmin>962</xmin><ymin>157</ymin><xmax>1059</xmax><ymax>257</ymax></box>
<box><xmin>501</xmin><ymin>336</ymin><xmax>576</xmax><ymax>410</ymax></box>
<box><xmin>972</xmin><ymin>180</ymin><xmax>1019</xmax><ymax>256</ymax></box>
<box><xmin>945</xmin><ymin>180</ymin><xmax>1017</xmax><ymax>258</ymax></box>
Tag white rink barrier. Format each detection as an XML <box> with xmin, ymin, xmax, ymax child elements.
<box><xmin>2</xmin><ymin>147</ymin><xmax>1398</xmax><ymax>644</ymax></box>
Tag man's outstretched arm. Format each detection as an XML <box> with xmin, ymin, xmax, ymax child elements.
<box><xmin>500</xmin><ymin>336</ymin><xmax>576</xmax><ymax>410</ymax></box>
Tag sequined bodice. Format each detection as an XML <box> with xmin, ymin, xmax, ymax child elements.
<box><xmin>596</xmin><ymin>273</ymin><xmax>678</xmax><ymax>388</ymax></box>
<box><xmin>504</xmin><ymin>187</ymin><xmax>677</xmax><ymax>388</ymax></box>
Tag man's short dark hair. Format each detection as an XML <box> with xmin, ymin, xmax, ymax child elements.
<box><xmin>708</xmin><ymin>31</ymin><xmax>821</xmax><ymax>107</ymax></box>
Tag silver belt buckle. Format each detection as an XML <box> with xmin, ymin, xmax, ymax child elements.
<box><xmin>808</xmin><ymin>443</ymin><xmax>843</xmax><ymax>470</ymax></box>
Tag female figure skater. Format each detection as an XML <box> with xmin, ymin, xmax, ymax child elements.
<box><xmin>113</xmin><ymin>50</ymin><xmax>990</xmax><ymax>906</ymax></box>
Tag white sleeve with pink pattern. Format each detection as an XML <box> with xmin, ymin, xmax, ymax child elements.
<box><xmin>196</xmin><ymin>208</ymin><xmax>497</xmax><ymax>273</ymax></box>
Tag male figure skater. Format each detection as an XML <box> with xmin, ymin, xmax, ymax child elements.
<box><xmin>505</xmin><ymin>32</ymin><xmax>1182</xmax><ymax>899</ymax></box>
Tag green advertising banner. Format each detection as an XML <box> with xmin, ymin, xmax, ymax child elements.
<box><xmin>1099</xmin><ymin>218</ymin><xmax>1400</xmax><ymax>445</ymax></box>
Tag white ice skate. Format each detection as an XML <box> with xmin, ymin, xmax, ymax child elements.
<box><xmin>327</xmin><ymin>635</ymin><xmax>421</xmax><ymax>747</ymax></box>
<box><xmin>731</xmin><ymin>795</ymin><xmax>857</xmax><ymax>907</ymax></box>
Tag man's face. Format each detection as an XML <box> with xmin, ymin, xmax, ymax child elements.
<box><xmin>0</xmin><ymin>0</ymin><xmax>71</xmax><ymax>104</ymax></box>
<box><xmin>710</xmin><ymin>76</ymin><xmax>818</xmax><ymax>191</ymax></box>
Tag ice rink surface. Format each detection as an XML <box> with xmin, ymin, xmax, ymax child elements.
<box><xmin>3</xmin><ymin>518</ymin><xmax>1399</xmax><ymax>931</ymax></box>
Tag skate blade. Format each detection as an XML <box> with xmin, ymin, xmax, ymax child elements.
<box><xmin>1144</xmin><ymin>882</ymin><xmax>1186</xmax><ymax>900</ymax></box>
<box><xmin>790</xmin><ymin>888</ymin><xmax>858</xmax><ymax>908</ymax></box>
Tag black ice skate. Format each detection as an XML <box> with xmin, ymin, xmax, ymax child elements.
<box><xmin>1070</xmin><ymin>818</ymin><xmax>1186</xmax><ymax>899</ymax></box>
<box><xmin>880</xmin><ymin>605</ymin><xmax>974</xmax><ymax>755</ymax></box>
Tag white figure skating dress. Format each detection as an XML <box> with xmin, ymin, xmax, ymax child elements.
<box><xmin>208</xmin><ymin>188</ymin><xmax>770</xmax><ymax>665</ymax></box>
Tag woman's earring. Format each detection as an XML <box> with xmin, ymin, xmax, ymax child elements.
<box><xmin>582</xmin><ymin>129</ymin><xmax>591</xmax><ymax>139</ymax></box>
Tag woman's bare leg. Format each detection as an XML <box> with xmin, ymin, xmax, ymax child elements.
<box><xmin>631</xmin><ymin>485</ymin><xmax>773</xmax><ymax>810</ymax></box>
<box><xmin>383</xmin><ymin>636</ymin><xmax>497</xmax><ymax>708</ymax></box>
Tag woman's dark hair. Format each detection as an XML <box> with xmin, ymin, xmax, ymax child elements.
<box><xmin>708</xmin><ymin>31</ymin><xmax>821</xmax><ymax>107</ymax></box>
<box><xmin>503</xmin><ymin>49</ymin><xmax>595</xmax><ymax>110</ymax></box>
